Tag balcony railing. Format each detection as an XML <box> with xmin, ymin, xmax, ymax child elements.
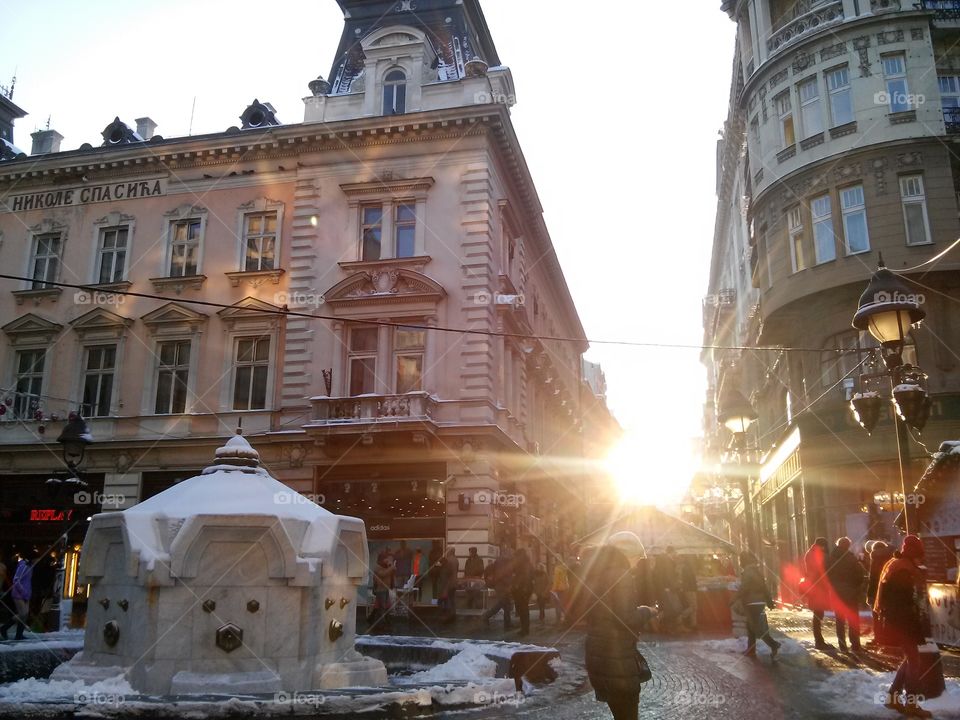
<box><xmin>944</xmin><ymin>106</ymin><xmax>960</xmax><ymax>134</ymax></box>
<box><xmin>767</xmin><ymin>1</ymin><xmax>844</xmax><ymax>55</ymax></box>
<box><xmin>918</xmin><ymin>1</ymin><xmax>960</xmax><ymax>19</ymax></box>
<box><xmin>308</xmin><ymin>391</ymin><xmax>436</xmax><ymax>425</ymax></box>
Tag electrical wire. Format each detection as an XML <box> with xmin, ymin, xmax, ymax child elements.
<box><xmin>896</xmin><ymin>236</ymin><xmax>960</xmax><ymax>272</ymax></box>
<box><xmin>0</xmin><ymin>273</ymin><xmax>844</xmax><ymax>355</ymax></box>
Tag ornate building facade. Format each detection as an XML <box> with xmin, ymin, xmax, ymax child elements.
<box><xmin>0</xmin><ymin>0</ymin><xmax>617</xmax><ymax>610</ymax></box>
<box><xmin>704</xmin><ymin>0</ymin><xmax>960</xmax><ymax>585</ymax></box>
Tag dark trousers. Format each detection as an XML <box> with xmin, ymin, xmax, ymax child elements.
<box><xmin>513</xmin><ymin>590</ymin><xmax>531</xmax><ymax>634</ymax></box>
<box><xmin>745</xmin><ymin>604</ymin><xmax>778</xmax><ymax>652</ymax></box>
<box><xmin>835</xmin><ymin>602</ymin><xmax>861</xmax><ymax>649</ymax></box>
<box><xmin>536</xmin><ymin>592</ymin><xmax>547</xmax><ymax>621</ymax></box>
<box><xmin>482</xmin><ymin>591</ymin><xmax>512</xmax><ymax>628</ymax></box>
<box><xmin>812</xmin><ymin>609</ymin><xmax>826</xmax><ymax>645</ymax></box>
<box><xmin>0</xmin><ymin>599</ymin><xmax>29</xmax><ymax>640</ymax></box>
<box><xmin>891</xmin><ymin>643</ymin><xmax>921</xmax><ymax>696</ymax></box>
<box><xmin>605</xmin><ymin>692</ymin><xmax>640</xmax><ymax>720</ymax></box>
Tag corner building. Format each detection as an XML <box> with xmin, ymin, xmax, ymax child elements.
<box><xmin>0</xmin><ymin>0</ymin><xmax>616</xmax><ymax>611</ymax></box>
<box><xmin>704</xmin><ymin>0</ymin><xmax>960</xmax><ymax>586</ymax></box>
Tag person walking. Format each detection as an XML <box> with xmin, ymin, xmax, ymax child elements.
<box><xmin>867</xmin><ymin>540</ymin><xmax>895</xmax><ymax>645</ymax></box>
<box><xmin>428</xmin><ymin>541</ymin><xmax>443</xmax><ymax>603</ymax></box>
<box><xmin>874</xmin><ymin>535</ymin><xmax>933</xmax><ymax>718</ymax></box>
<box><xmin>436</xmin><ymin>549</ymin><xmax>459</xmax><ymax>624</ymax></box>
<box><xmin>463</xmin><ymin>547</ymin><xmax>485</xmax><ymax>610</ymax></box>
<box><xmin>827</xmin><ymin>537</ymin><xmax>865</xmax><ymax>652</ymax></box>
<box><xmin>652</xmin><ymin>547</ymin><xmax>682</xmax><ymax>633</ymax></box>
<box><xmin>511</xmin><ymin>548</ymin><xmax>533</xmax><ymax>636</ymax></box>
<box><xmin>735</xmin><ymin>551</ymin><xmax>781</xmax><ymax>658</ymax></box>
<box><xmin>803</xmin><ymin>537</ymin><xmax>833</xmax><ymax>649</ymax></box>
<box><xmin>394</xmin><ymin>540</ymin><xmax>412</xmax><ymax>589</ymax></box>
<box><xmin>481</xmin><ymin>549</ymin><xmax>514</xmax><ymax>630</ymax></box>
<box><xmin>533</xmin><ymin>563</ymin><xmax>550</xmax><ymax>623</ymax></box>
<box><xmin>0</xmin><ymin>554</ymin><xmax>32</xmax><ymax>641</ymax></box>
<box><xmin>370</xmin><ymin>556</ymin><xmax>396</xmax><ymax>633</ymax></box>
<box><xmin>550</xmin><ymin>559</ymin><xmax>570</xmax><ymax>624</ymax></box>
<box><xmin>583</xmin><ymin>534</ymin><xmax>650</xmax><ymax>720</ymax></box>
<box><xmin>679</xmin><ymin>558</ymin><xmax>699</xmax><ymax>632</ymax></box>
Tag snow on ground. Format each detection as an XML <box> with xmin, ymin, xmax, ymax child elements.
<box><xmin>699</xmin><ymin>635</ymin><xmax>807</xmax><ymax>656</ymax></box>
<box><xmin>0</xmin><ymin>629</ymin><xmax>84</xmax><ymax>653</ymax></box>
<box><xmin>0</xmin><ymin>671</ymin><xmax>132</xmax><ymax>704</ymax></box>
<box><xmin>812</xmin><ymin>668</ymin><xmax>960</xmax><ymax>717</ymax></box>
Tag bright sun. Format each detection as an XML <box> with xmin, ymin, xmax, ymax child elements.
<box><xmin>603</xmin><ymin>430</ymin><xmax>699</xmax><ymax>507</ymax></box>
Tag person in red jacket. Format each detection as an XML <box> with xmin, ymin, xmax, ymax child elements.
<box><xmin>803</xmin><ymin>537</ymin><xmax>832</xmax><ymax>649</ymax></box>
<box><xmin>875</xmin><ymin>535</ymin><xmax>932</xmax><ymax>718</ymax></box>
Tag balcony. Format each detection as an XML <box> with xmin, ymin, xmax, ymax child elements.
<box><xmin>918</xmin><ymin>0</ymin><xmax>960</xmax><ymax>24</ymax></box>
<box><xmin>307</xmin><ymin>391</ymin><xmax>436</xmax><ymax>426</ymax></box>
<box><xmin>766</xmin><ymin>1</ymin><xmax>844</xmax><ymax>56</ymax></box>
<box><xmin>945</xmin><ymin>106</ymin><xmax>960</xmax><ymax>134</ymax></box>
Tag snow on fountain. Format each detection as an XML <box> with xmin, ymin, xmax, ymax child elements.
<box><xmin>51</xmin><ymin>430</ymin><xmax>387</xmax><ymax>694</ymax></box>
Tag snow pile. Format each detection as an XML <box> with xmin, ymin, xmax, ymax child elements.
<box><xmin>407</xmin><ymin>644</ymin><xmax>498</xmax><ymax>683</ymax></box>
<box><xmin>0</xmin><ymin>672</ymin><xmax>132</xmax><ymax>704</ymax></box>
<box><xmin>813</xmin><ymin>668</ymin><xmax>960</xmax><ymax>717</ymax></box>
<box><xmin>0</xmin><ymin>629</ymin><xmax>84</xmax><ymax>654</ymax></box>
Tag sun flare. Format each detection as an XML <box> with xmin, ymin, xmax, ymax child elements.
<box><xmin>603</xmin><ymin>431</ymin><xmax>699</xmax><ymax>507</ymax></box>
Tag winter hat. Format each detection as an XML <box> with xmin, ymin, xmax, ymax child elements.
<box><xmin>814</xmin><ymin>537</ymin><xmax>828</xmax><ymax>551</ymax></box>
<box><xmin>606</xmin><ymin>531</ymin><xmax>646</xmax><ymax>560</ymax></box>
<box><xmin>901</xmin><ymin>535</ymin><xmax>924</xmax><ymax>560</ymax></box>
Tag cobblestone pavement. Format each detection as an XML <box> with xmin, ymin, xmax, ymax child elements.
<box><xmin>366</xmin><ymin>607</ymin><xmax>960</xmax><ymax>720</ymax></box>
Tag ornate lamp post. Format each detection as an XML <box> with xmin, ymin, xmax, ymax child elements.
<box><xmin>850</xmin><ymin>258</ymin><xmax>928</xmax><ymax>535</ymax></box>
<box><xmin>718</xmin><ymin>389</ymin><xmax>760</xmax><ymax>552</ymax></box>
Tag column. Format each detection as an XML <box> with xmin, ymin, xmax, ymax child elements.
<box><xmin>752</xmin><ymin>0</ymin><xmax>772</xmax><ymax>65</ymax></box>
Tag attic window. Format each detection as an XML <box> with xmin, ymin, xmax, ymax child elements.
<box><xmin>383</xmin><ymin>70</ymin><xmax>407</xmax><ymax>115</ymax></box>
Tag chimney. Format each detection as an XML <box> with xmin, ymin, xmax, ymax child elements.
<box><xmin>30</xmin><ymin>129</ymin><xmax>64</xmax><ymax>155</ymax></box>
<box><xmin>135</xmin><ymin>117</ymin><xmax>157</xmax><ymax>140</ymax></box>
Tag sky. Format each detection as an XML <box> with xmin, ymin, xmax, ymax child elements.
<box><xmin>0</xmin><ymin>1</ymin><xmax>737</xmax><ymax>502</ymax></box>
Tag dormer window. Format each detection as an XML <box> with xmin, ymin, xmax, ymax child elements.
<box><xmin>383</xmin><ymin>70</ymin><xmax>407</xmax><ymax>115</ymax></box>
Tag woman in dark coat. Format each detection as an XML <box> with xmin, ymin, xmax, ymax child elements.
<box><xmin>583</xmin><ymin>544</ymin><xmax>645</xmax><ymax>720</ymax></box>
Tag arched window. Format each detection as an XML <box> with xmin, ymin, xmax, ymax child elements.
<box><xmin>382</xmin><ymin>69</ymin><xmax>407</xmax><ymax>115</ymax></box>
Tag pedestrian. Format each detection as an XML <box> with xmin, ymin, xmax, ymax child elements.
<box><xmin>0</xmin><ymin>553</ymin><xmax>32</xmax><ymax>641</ymax></box>
<box><xmin>436</xmin><ymin>549</ymin><xmax>459</xmax><ymax>624</ymax></box>
<box><xmin>412</xmin><ymin>547</ymin><xmax>424</xmax><ymax>588</ymax></box>
<box><xmin>802</xmin><ymin>537</ymin><xmax>833</xmax><ymax>649</ymax></box>
<box><xmin>679</xmin><ymin>558</ymin><xmax>698</xmax><ymax>632</ymax></box>
<box><xmin>481</xmin><ymin>549</ymin><xmax>514</xmax><ymax>630</ymax></box>
<box><xmin>583</xmin><ymin>533</ymin><xmax>651</xmax><ymax>720</ymax></box>
<box><xmin>463</xmin><ymin>547</ymin><xmax>485</xmax><ymax>609</ymax></box>
<box><xmin>827</xmin><ymin>537</ymin><xmax>865</xmax><ymax>652</ymax></box>
<box><xmin>652</xmin><ymin>547</ymin><xmax>682</xmax><ymax>633</ymax></box>
<box><xmin>511</xmin><ymin>548</ymin><xmax>533</xmax><ymax>636</ymax></box>
<box><xmin>550</xmin><ymin>558</ymin><xmax>570</xmax><ymax>624</ymax></box>
<box><xmin>734</xmin><ymin>551</ymin><xmax>781</xmax><ymax>658</ymax></box>
<box><xmin>874</xmin><ymin>535</ymin><xmax>933</xmax><ymax>718</ymax></box>
<box><xmin>867</xmin><ymin>540</ymin><xmax>894</xmax><ymax>645</ymax></box>
<box><xmin>533</xmin><ymin>562</ymin><xmax>550</xmax><ymax>623</ymax></box>
<box><xmin>370</xmin><ymin>556</ymin><xmax>396</xmax><ymax>633</ymax></box>
<box><xmin>394</xmin><ymin>540</ymin><xmax>412</xmax><ymax>589</ymax></box>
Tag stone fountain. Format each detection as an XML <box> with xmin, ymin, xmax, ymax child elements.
<box><xmin>52</xmin><ymin>431</ymin><xmax>387</xmax><ymax>694</ymax></box>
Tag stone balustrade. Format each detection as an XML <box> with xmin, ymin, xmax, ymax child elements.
<box><xmin>309</xmin><ymin>391</ymin><xmax>436</xmax><ymax>424</ymax></box>
<box><xmin>766</xmin><ymin>1</ymin><xmax>844</xmax><ymax>55</ymax></box>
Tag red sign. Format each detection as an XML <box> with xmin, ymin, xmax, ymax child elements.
<box><xmin>29</xmin><ymin>509</ymin><xmax>74</xmax><ymax>522</ymax></box>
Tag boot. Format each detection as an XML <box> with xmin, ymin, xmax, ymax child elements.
<box><xmin>904</xmin><ymin>697</ymin><xmax>933</xmax><ymax>718</ymax></box>
<box><xmin>883</xmin><ymin>693</ymin><xmax>906</xmax><ymax>713</ymax></box>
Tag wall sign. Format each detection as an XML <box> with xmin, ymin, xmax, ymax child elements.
<box><xmin>29</xmin><ymin>508</ymin><xmax>75</xmax><ymax>522</ymax></box>
<box><xmin>6</xmin><ymin>178</ymin><xmax>166</xmax><ymax>212</ymax></box>
<box><xmin>929</xmin><ymin>584</ymin><xmax>960</xmax><ymax>648</ymax></box>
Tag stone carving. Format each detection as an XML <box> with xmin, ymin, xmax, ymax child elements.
<box><xmin>853</xmin><ymin>36</ymin><xmax>872</xmax><ymax>77</ymax></box>
<box><xmin>912</xmin><ymin>28</ymin><xmax>925</xmax><ymax>42</ymax></box>
<box><xmin>821</xmin><ymin>42</ymin><xmax>846</xmax><ymax>62</ymax></box>
<box><xmin>770</xmin><ymin>69</ymin><xmax>789</xmax><ymax>90</ymax></box>
<box><xmin>834</xmin><ymin>162</ymin><xmax>863</xmax><ymax>182</ymax></box>
<box><xmin>793</xmin><ymin>51</ymin><xmax>816</xmax><ymax>74</ymax></box>
<box><xmin>873</xmin><ymin>157</ymin><xmax>890</xmax><ymax>195</ymax></box>
<box><xmin>215</xmin><ymin>623</ymin><xmax>243</xmax><ymax>653</ymax></box>
<box><xmin>877</xmin><ymin>30</ymin><xmax>905</xmax><ymax>46</ymax></box>
<box><xmin>103</xmin><ymin>621</ymin><xmax>120</xmax><ymax>648</ymax></box>
<box><xmin>897</xmin><ymin>151</ymin><xmax>923</xmax><ymax>168</ymax></box>
<box><xmin>767</xmin><ymin>1</ymin><xmax>844</xmax><ymax>55</ymax></box>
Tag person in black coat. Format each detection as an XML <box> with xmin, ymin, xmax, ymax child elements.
<box><xmin>511</xmin><ymin>548</ymin><xmax>533</xmax><ymax>636</ymax></box>
<box><xmin>583</xmin><ymin>544</ymin><xmax>646</xmax><ymax>720</ymax></box>
<box><xmin>826</xmin><ymin>537</ymin><xmax>865</xmax><ymax>652</ymax></box>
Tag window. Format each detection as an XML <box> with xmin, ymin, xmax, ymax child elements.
<box><xmin>798</xmin><ymin>78</ymin><xmax>823</xmax><ymax>137</ymax></box>
<box><xmin>361</xmin><ymin>206</ymin><xmax>383</xmax><ymax>261</ymax></box>
<box><xmin>900</xmin><ymin>175</ymin><xmax>931</xmax><ymax>245</ymax></box>
<box><xmin>788</xmin><ymin>206</ymin><xmax>806</xmax><ymax>273</ymax></box>
<box><xmin>840</xmin><ymin>185</ymin><xmax>870</xmax><ymax>254</ymax></box>
<box><xmin>155</xmin><ymin>340</ymin><xmax>191</xmax><ymax>414</ymax></box>
<box><xmin>232</xmin><ymin>337</ymin><xmax>270</xmax><ymax>410</ymax></box>
<box><xmin>749</xmin><ymin>116</ymin><xmax>760</xmax><ymax>146</ymax></box>
<box><xmin>13</xmin><ymin>349</ymin><xmax>44</xmax><ymax>419</ymax></box>
<box><xmin>395</xmin><ymin>203</ymin><xmax>416</xmax><ymax>258</ymax></box>
<box><xmin>243</xmin><ymin>212</ymin><xmax>277</xmax><ymax>271</ymax></box>
<box><xmin>348</xmin><ymin>327</ymin><xmax>379</xmax><ymax>396</ymax></box>
<box><xmin>811</xmin><ymin>194</ymin><xmax>836</xmax><ymax>264</ymax></box>
<box><xmin>169</xmin><ymin>219</ymin><xmax>201</xmax><ymax>277</ymax></box>
<box><xmin>882</xmin><ymin>54</ymin><xmax>910</xmax><ymax>113</ymax></box>
<box><xmin>939</xmin><ymin>75</ymin><xmax>960</xmax><ymax>107</ymax></box>
<box><xmin>82</xmin><ymin>345</ymin><xmax>116</xmax><ymax>417</ymax></box>
<box><xmin>826</xmin><ymin>67</ymin><xmax>854</xmax><ymax>126</ymax></box>
<box><xmin>776</xmin><ymin>92</ymin><xmax>795</xmax><ymax>147</ymax></box>
<box><xmin>382</xmin><ymin>69</ymin><xmax>407</xmax><ymax>115</ymax></box>
<box><xmin>394</xmin><ymin>327</ymin><xmax>425</xmax><ymax>394</ymax></box>
<box><xmin>30</xmin><ymin>233</ymin><xmax>62</xmax><ymax>289</ymax></box>
<box><xmin>97</xmin><ymin>227</ymin><xmax>128</xmax><ymax>284</ymax></box>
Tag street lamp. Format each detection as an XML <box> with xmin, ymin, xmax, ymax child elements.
<box><xmin>850</xmin><ymin>257</ymin><xmax>927</xmax><ymax>534</ymax></box>
<box><xmin>56</xmin><ymin>412</ymin><xmax>93</xmax><ymax>470</ymax></box>
<box><xmin>718</xmin><ymin>389</ymin><xmax>760</xmax><ymax>552</ymax></box>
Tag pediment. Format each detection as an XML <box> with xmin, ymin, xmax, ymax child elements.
<box><xmin>362</xmin><ymin>25</ymin><xmax>426</xmax><ymax>51</ymax></box>
<box><xmin>217</xmin><ymin>297</ymin><xmax>283</xmax><ymax>331</ymax></box>
<box><xmin>70</xmin><ymin>308</ymin><xmax>133</xmax><ymax>340</ymax></box>
<box><xmin>141</xmin><ymin>302</ymin><xmax>208</xmax><ymax>333</ymax></box>
<box><xmin>2</xmin><ymin>313</ymin><xmax>63</xmax><ymax>342</ymax></box>
<box><xmin>324</xmin><ymin>269</ymin><xmax>445</xmax><ymax>308</ymax></box>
